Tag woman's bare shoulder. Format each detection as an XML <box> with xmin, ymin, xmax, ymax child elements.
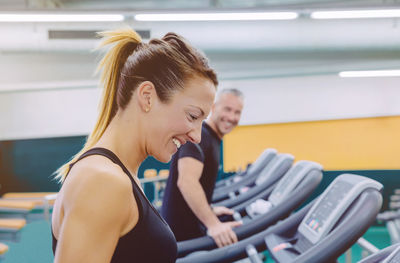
<box><xmin>53</xmin><ymin>155</ymin><xmax>137</xmax><ymax>263</ymax></box>
<box><xmin>61</xmin><ymin>155</ymin><xmax>133</xmax><ymax>212</ymax></box>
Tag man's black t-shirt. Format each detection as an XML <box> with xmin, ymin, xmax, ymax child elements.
<box><xmin>161</xmin><ymin>122</ymin><xmax>222</xmax><ymax>241</ymax></box>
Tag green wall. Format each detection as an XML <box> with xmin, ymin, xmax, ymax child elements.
<box><xmin>0</xmin><ymin>136</ymin><xmax>170</xmax><ymax>197</ymax></box>
<box><xmin>1</xmin><ymin>135</ymin><xmax>398</xmax><ymax>213</ymax></box>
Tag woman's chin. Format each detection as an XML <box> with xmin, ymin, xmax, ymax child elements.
<box><xmin>153</xmin><ymin>153</ymin><xmax>173</xmax><ymax>164</ymax></box>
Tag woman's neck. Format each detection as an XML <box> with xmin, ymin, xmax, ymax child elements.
<box><xmin>95</xmin><ymin>111</ymin><xmax>147</xmax><ymax>177</ymax></box>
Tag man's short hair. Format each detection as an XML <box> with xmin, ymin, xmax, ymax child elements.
<box><xmin>216</xmin><ymin>88</ymin><xmax>244</xmax><ymax>102</ymax></box>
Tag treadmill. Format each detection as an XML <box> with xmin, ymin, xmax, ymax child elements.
<box><xmin>177</xmin><ymin>160</ymin><xmax>323</xmax><ymax>258</ymax></box>
<box><xmin>212</xmin><ymin>153</ymin><xmax>294</xmax><ymax>208</ymax></box>
<box><xmin>358</xmin><ymin>244</ymin><xmax>400</xmax><ymax>263</ymax></box>
<box><xmin>177</xmin><ymin>174</ymin><xmax>383</xmax><ymax>263</ymax></box>
<box><xmin>215</xmin><ymin>148</ymin><xmax>277</xmax><ymax>189</ymax></box>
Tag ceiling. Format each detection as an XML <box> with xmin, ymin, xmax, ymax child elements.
<box><xmin>0</xmin><ymin>0</ymin><xmax>399</xmax><ymax>11</ymax></box>
<box><xmin>0</xmin><ymin>0</ymin><xmax>399</xmax><ymax>79</ymax></box>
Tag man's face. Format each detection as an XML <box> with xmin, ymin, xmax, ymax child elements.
<box><xmin>210</xmin><ymin>93</ymin><xmax>244</xmax><ymax>137</ymax></box>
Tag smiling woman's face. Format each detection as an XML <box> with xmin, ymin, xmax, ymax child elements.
<box><xmin>145</xmin><ymin>76</ymin><xmax>216</xmax><ymax>163</ymax></box>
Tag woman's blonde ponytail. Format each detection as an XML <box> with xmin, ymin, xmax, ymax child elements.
<box><xmin>54</xmin><ymin>28</ymin><xmax>142</xmax><ymax>182</ymax></box>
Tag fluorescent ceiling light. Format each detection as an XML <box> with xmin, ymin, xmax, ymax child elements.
<box><xmin>311</xmin><ymin>9</ymin><xmax>400</xmax><ymax>19</ymax></box>
<box><xmin>0</xmin><ymin>14</ymin><xmax>124</xmax><ymax>22</ymax></box>
<box><xmin>339</xmin><ymin>70</ymin><xmax>400</xmax><ymax>78</ymax></box>
<box><xmin>135</xmin><ymin>12</ymin><xmax>298</xmax><ymax>21</ymax></box>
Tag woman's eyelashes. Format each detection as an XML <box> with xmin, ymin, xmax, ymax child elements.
<box><xmin>188</xmin><ymin>113</ymin><xmax>199</xmax><ymax>121</ymax></box>
<box><xmin>190</xmin><ymin>114</ymin><xmax>198</xmax><ymax>121</ymax></box>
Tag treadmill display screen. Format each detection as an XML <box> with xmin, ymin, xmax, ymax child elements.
<box><xmin>271</xmin><ymin>165</ymin><xmax>303</xmax><ymax>199</ymax></box>
<box><xmin>304</xmin><ymin>180</ymin><xmax>353</xmax><ymax>233</ymax></box>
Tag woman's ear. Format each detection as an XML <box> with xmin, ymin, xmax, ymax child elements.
<box><xmin>136</xmin><ymin>81</ymin><xmax>156</xmax><ymax>113</ymax></box>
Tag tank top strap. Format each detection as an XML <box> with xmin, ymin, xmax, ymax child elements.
<box><xmin>69</xmin><ymin>147</ymin><xmax>136</xmax><ymax>183</ymax></box>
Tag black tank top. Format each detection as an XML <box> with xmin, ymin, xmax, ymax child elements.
<box><xmin>52</xmin><ymin>148</ymin><xmax>177</xmax><ymax>262</ymax></box>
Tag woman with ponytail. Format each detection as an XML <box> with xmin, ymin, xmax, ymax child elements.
<box><xmin>51</xmin><ymin>28</ymin><xmax>218</xmax><ymax>263</ymax></box>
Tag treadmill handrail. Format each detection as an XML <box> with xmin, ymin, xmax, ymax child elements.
<box><xmin>212</xmin><ymin>152</ymin><xmax>288</xmax><ymax>202</ymax></box>
<box><xmin>212</xmin><ymin>155</ymin><xmax>294</xmax><ymax>208</ymax></box>
<box><xmin>176</xmin><ymin>202</ymin><xmax>314</xmax><ymax>263</ymax></box>
<box><xmin>177</xmin><ymin>169</ymin><xmax>322</xmax><ymax>257</ymax></box>
<box><xmin>178</xmin><ymin>181</ymin><xmax>382</xmax><ymax>263</ymax></box>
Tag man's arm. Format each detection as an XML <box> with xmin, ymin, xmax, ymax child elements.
<box><xmin>177</xmin><ymin>157</ymin><xmax>241</xmax><ymax>247</ymax></box>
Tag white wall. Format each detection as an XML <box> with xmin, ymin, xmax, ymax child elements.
<box><xmin>223</xmin><ymin>75</ymin><xmax>400</xmax><ymax>126</ymax></box>
<box><xmin>0</xmin><ymin>87</ymin><xmax>100</xmax><ymax>140</ymax></box>
<box><xmin>1</xmin><ymin>70</ymin><xmax>400</xmax><ymax>140</ymax></box>
<box><xmin>0</xmin><ymin>53</ymin><xmax>97</xmax><ymax>85</ymax></box>
<box><xmin>0</xmin><ymin>53</ymin><xmax>101</xmax><ymax>140</ymax></box>
<box><xmin>1</xmin><ymin>42</ymin><xmax>400</xmax><ymax>141</ymax></box>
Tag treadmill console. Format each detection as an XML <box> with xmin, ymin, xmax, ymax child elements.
<box><xmin>298</xmin><ymin>174</ymin><xmax>383</xmax><ymax>244</ymax></box>
<box><xmin>383</xmin><ymin>246</ymin><xmax>400</xmax><ymax>263</ymax></box>
<box><xmin>268</xmin><ymin>161</ymin><xmax>323</xmax><ymax>207</ymax></box>
<box><xmin>247</xmin><ymin>148</ymin><xmax>277</xmax><ymax>175</ymax></box>
<box><xmin>255</xmin><ymin>154</ymin><xmax>294</xmax><ymax>186</ymax></box>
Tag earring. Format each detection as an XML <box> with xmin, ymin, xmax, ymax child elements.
<box><xmin>145</xmin><ymin>107</ymin><xmax>150</xmax><ymax>112</ymax></box>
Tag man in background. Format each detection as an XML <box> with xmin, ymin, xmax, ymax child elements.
<box><xmin>161</xmin><ymin>88</ymin><xmax>244</xmax><ymax>247</ymax></box>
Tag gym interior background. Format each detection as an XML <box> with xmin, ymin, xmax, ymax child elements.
<box><xmin>0</xmin><ymin>0</ymin><xmax>399</xmax><ymax>262</ymax></box>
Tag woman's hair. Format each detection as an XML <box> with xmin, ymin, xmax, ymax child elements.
<box><xmin>55</xmin><ymin>28</ymin><xmax>218</xmax><ymax>182</ymax></box>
